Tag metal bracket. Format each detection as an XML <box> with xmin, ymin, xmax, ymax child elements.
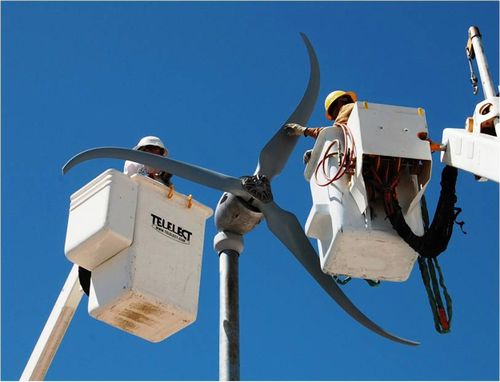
<box><xmin>240</xmin><ymin>175</ymin><xmax>273</xmax><ymax>203</ymax></box>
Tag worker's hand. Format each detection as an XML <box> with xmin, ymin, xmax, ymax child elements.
<box><xmin>303</xmin><ymin>149</ymin><xmax>313</xmax><ymax>164</ymax></box>
<box><xmin>156</xmin><ymin>171</ymin><xmax>173</xmax><ymax>184</ymax></box>
<box><xmin>284</xmin><ymin>123</ymin><xmax>306</xmax><ymax>136</ymax></box>
<box><xmin>146</xmin><ymin>167</ymin><xmax>157</xmax><ymax>177</ymax></box>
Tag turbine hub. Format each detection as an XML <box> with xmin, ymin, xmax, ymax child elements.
<box><xmin>240</xmin><ymin>175</ymin><xmax>273</xmax><ymax>203</ymax></box>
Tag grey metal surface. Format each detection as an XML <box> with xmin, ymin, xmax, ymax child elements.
<box><xmin>214</xmin><ymin>231</ymin><xmax>244</xmax><ymax>254</ymax></box>
<box><xmin>219</xmin><ymin>250</ymin><xmax>240</xmax><ymax>381</ymax></box>
<box><xmin>215</xmin><ymin>193</ymin><xmax>262</xmax><ymax>235</ymax></box>
<box><xmin>240</xmin><ymin>175</ymin><xmax>273</xmax><ymax>203</ymax></box>
<box><xmin>254</xmin><ymin>32</ymin><xmax>320</xmax><ymax>180</ymax></box>
<box><xmin>63</xmin><ymin>147</ymin><xmax>246</xmax><ymax>197</ymax></box>
<box><xmin>468</xmin><ymin>26</ymin><xmax>497</xmax><ymax>99</ymax></box>
<box><xmin>255</xmin><ymin>200</ymin><xmax>420</xmax><ymax>346</ymax></box>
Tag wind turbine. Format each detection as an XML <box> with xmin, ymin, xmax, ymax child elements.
<box><xmin>62</xmin><ymin>33</ymin><xmax>418</xmax><ymax>380</ymax></box>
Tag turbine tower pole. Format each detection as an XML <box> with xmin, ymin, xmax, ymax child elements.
<box><xmin>215</xmin><ymin>231</ymin><xmax>244</xmax><ymax>381</ymax></box>
<box><xmin>213</xmin><ymin>191</ymin><xmax>262</xmax><ymax>381</ymax></box>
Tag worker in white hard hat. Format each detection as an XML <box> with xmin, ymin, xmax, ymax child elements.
<box><xmin>285</xmin><ymin>90</ymin><xmax>357</xmax><ymax>139</ymax></box>
<box><xmin>124</xmin><ymin>136</ymin><xmax>173</xmax><ymax>187</ymax></box>
<box><xmin>79</xmin><ymin>136</ymin><xmax>173</xmax><ymax>297</ymax></box>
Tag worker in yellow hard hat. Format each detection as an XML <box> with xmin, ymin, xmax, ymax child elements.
<box><xmin>285</xmin><ymin>90</ymin><xmax>357</xmax><ymax>139</ymax></box>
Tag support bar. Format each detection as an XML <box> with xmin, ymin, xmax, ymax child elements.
<box><xmin>468</xmin><ymin>26</ymin><xmax>497</xmax><ymax>99</ymax></box>
<box><xmin>20</xmin><ymin>265</ymin><xmax>84</xmax><ymax>381</ymax></box>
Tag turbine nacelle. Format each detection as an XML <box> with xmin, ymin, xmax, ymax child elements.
<box><xmin>214</xmin><ymin>192</ymin><xmax>263</xmax><ymax>236</ymax></box>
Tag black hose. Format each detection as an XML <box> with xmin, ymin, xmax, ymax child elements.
<box><xmin>387</xmin><ymin>166</ymin><xmax>460</xmax><ymax>258</ymax></box>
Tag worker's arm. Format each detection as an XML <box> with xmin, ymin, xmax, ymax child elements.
<box><xmin>153</xmin><ymin>171</ymin><xmax>173</xmax><ymax>187</ymax></box>
<box><xmin>284</xmin><ymin>123</ymin><xmax>323</xmax><ymax>139</ymax></box>
<box><xmin>123</xmin><ymin>160</ymin><xmax>141</xmax><ymax>175</ymax></box>
<box><xmin>124</xmin><ymin>161</ymin><xmax>157</xmax><ymax>178</ymax></box>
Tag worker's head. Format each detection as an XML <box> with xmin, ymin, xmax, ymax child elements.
<box><xmin>134</xmin><ymin>136</ymin><xmax>168</xmax><ymax>157</ymax></box>
<box><xmin>324</xmin><ymin>90</ymin><xmax>357</xmax><ymax>120</ymax></box>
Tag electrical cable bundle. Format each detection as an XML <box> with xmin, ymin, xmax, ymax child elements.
<box><xmin>369</xmin><ymin>162</ymin><xmax>463</xmax><ymax>333</ymax></box>
<box><xmin>314</xmin><ymin>123</ymin><xmax>356</xmax><ymax>186</ymax></box>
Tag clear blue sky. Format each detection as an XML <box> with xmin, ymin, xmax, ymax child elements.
<box><xmin>2</xmin><ymin>2</ymin><xmax>499</xmax><ymax>380</ymax></box>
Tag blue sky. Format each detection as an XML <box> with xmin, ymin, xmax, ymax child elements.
<box><xmin>2</xmin><ymin>1</ymin><xmax>499</xmax><ymax>380</ymax></box>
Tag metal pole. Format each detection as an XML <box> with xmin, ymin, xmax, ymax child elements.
<box><xmin>20</xmin><ymin>264</ymin><xmax>84</xmax><ymax>381</ymax></box>
<box><xmin>214</xmin><ymin>230</ymin><xmax>243</xmax><ymax>382</ymax></box>
<box><xmin>219</xmin><ymin>249</ymin><xmax>240</xmax><ymax>381</ymax></box>
<box><xmin>469</xmin><ymin>26</ymin><xmax>497</xmax><ymax>99</ymax></box>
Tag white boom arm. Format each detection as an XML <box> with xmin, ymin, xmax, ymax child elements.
<box><xmin>20</xmin><ymin>265</ymin><xmax>83</xmax><ymax>381</ymax></box>
<box><xmin>440</xmin><ymin>26</ymin><xmax>499</xmax><ymax>182</ymax></box>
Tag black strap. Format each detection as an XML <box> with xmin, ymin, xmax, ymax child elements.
<box><xmin>418</xmin><ymin>257</ymin><xmax>452</xmax><ymax>333</ymax></box>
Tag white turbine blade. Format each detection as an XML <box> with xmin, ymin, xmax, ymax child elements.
<box><xmin>258</xmin><ymin>201</ymin><xmax>420</xmax><ymax>346</ymax></box>
<box><xmin>255</xmin><ymin>33</ymin><xmax>320</xmax><ymax>180</ymax></box>
<box><xmin>63</xmin><ymin>147</ymin><xmax>247</xmax><ymax>197</ymax></box>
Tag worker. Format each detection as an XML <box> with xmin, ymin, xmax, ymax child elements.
<box><xmin>285</xmin><ymin>90</ymin><xmax>357</xmax><ymax>139</ymax></box>
<box><xmin>124</xmin><ymin>135</ymin><xmax>173</xmax><ymax>187</ymax></box>
<box><xmin>79</xmin><ymin>136</ymin><xmax>173</xmax><ymax>297</ymax></box>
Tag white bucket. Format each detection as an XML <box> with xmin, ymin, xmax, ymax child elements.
<box><xmin>64</xmin><ymin>169</ymin><xmax>213</xmax><ymax>341</ymax></box>
<box><xmin>304</xmin><ymin>102</ymin><xmax>432</xmax><ymax>282</ymax></box>
<box><xmin>64</xmin><ymin>169</ymin><xmax>138</xmax><ymax>271</ymax></box>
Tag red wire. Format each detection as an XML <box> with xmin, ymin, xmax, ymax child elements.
<box><xmin>314</xmin><ymin>123</ymin><xmax>356</xmax><ymax>187</ymax></box>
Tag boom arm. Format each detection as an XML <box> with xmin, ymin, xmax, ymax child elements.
<box><xmin>440</xmin><ymin>26</ymin><xmax>499</xmax><ymax>182</ymax></box>
<box><xmin>20</xmin><ymin>265</ymin><xmax>83</xmax><ymax>381</ymax></box>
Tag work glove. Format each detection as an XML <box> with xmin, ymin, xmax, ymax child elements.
<box><xmin>284</xmin><ymin>123</ymin><xmax>307</xmax><ymax>136</ymax></box>
<box><xmin>303</xmin><ymin>149</ymin><xmax>313</xmax><ymax>164</ymax></box>
<box><xmin>154</xmin><ymin>171</ymin><xmax>173</xmax><ymax>186</ymax></box>
<box><xmin>137</xmin><ymin>165</ymin><xmax>152</xmax><ymax>177</ymax></box>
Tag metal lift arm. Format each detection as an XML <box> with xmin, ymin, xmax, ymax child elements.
<box><xmin>440</xmin><ymin>26</ymin><xmax>499</xmax><ymax>182</ymax></box>
<box><xmin>20</xmin><ymin>265</ymin><xmax>84</xmax><ymax>381</ymax></box>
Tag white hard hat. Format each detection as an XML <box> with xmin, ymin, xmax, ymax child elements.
<box><xmin>133</xmin><ymin>136</ymin><xmax>168</xmax><ymax>156</ymax></box>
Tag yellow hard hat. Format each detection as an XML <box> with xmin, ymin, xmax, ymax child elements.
<box><xmin>324</xmin><ymin>90</ymin><xmax>357</xmax><ymax>119</ymax></box>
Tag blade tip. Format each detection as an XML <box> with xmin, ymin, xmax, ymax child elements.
<box><xmin>399</xmin><ymin>337</ymin><xmax>420</xmax><ymax>346</ymax></box>
<box><xmin>62</xmin><ymin>158</ymin><xmax>76</xmax><ymax>175</ymax></box>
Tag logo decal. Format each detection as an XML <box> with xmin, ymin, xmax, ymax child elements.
<box><xmin>151</xmin><ymin>213</ymin><xmax>193</xmax><ymax>245</ymax></box>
